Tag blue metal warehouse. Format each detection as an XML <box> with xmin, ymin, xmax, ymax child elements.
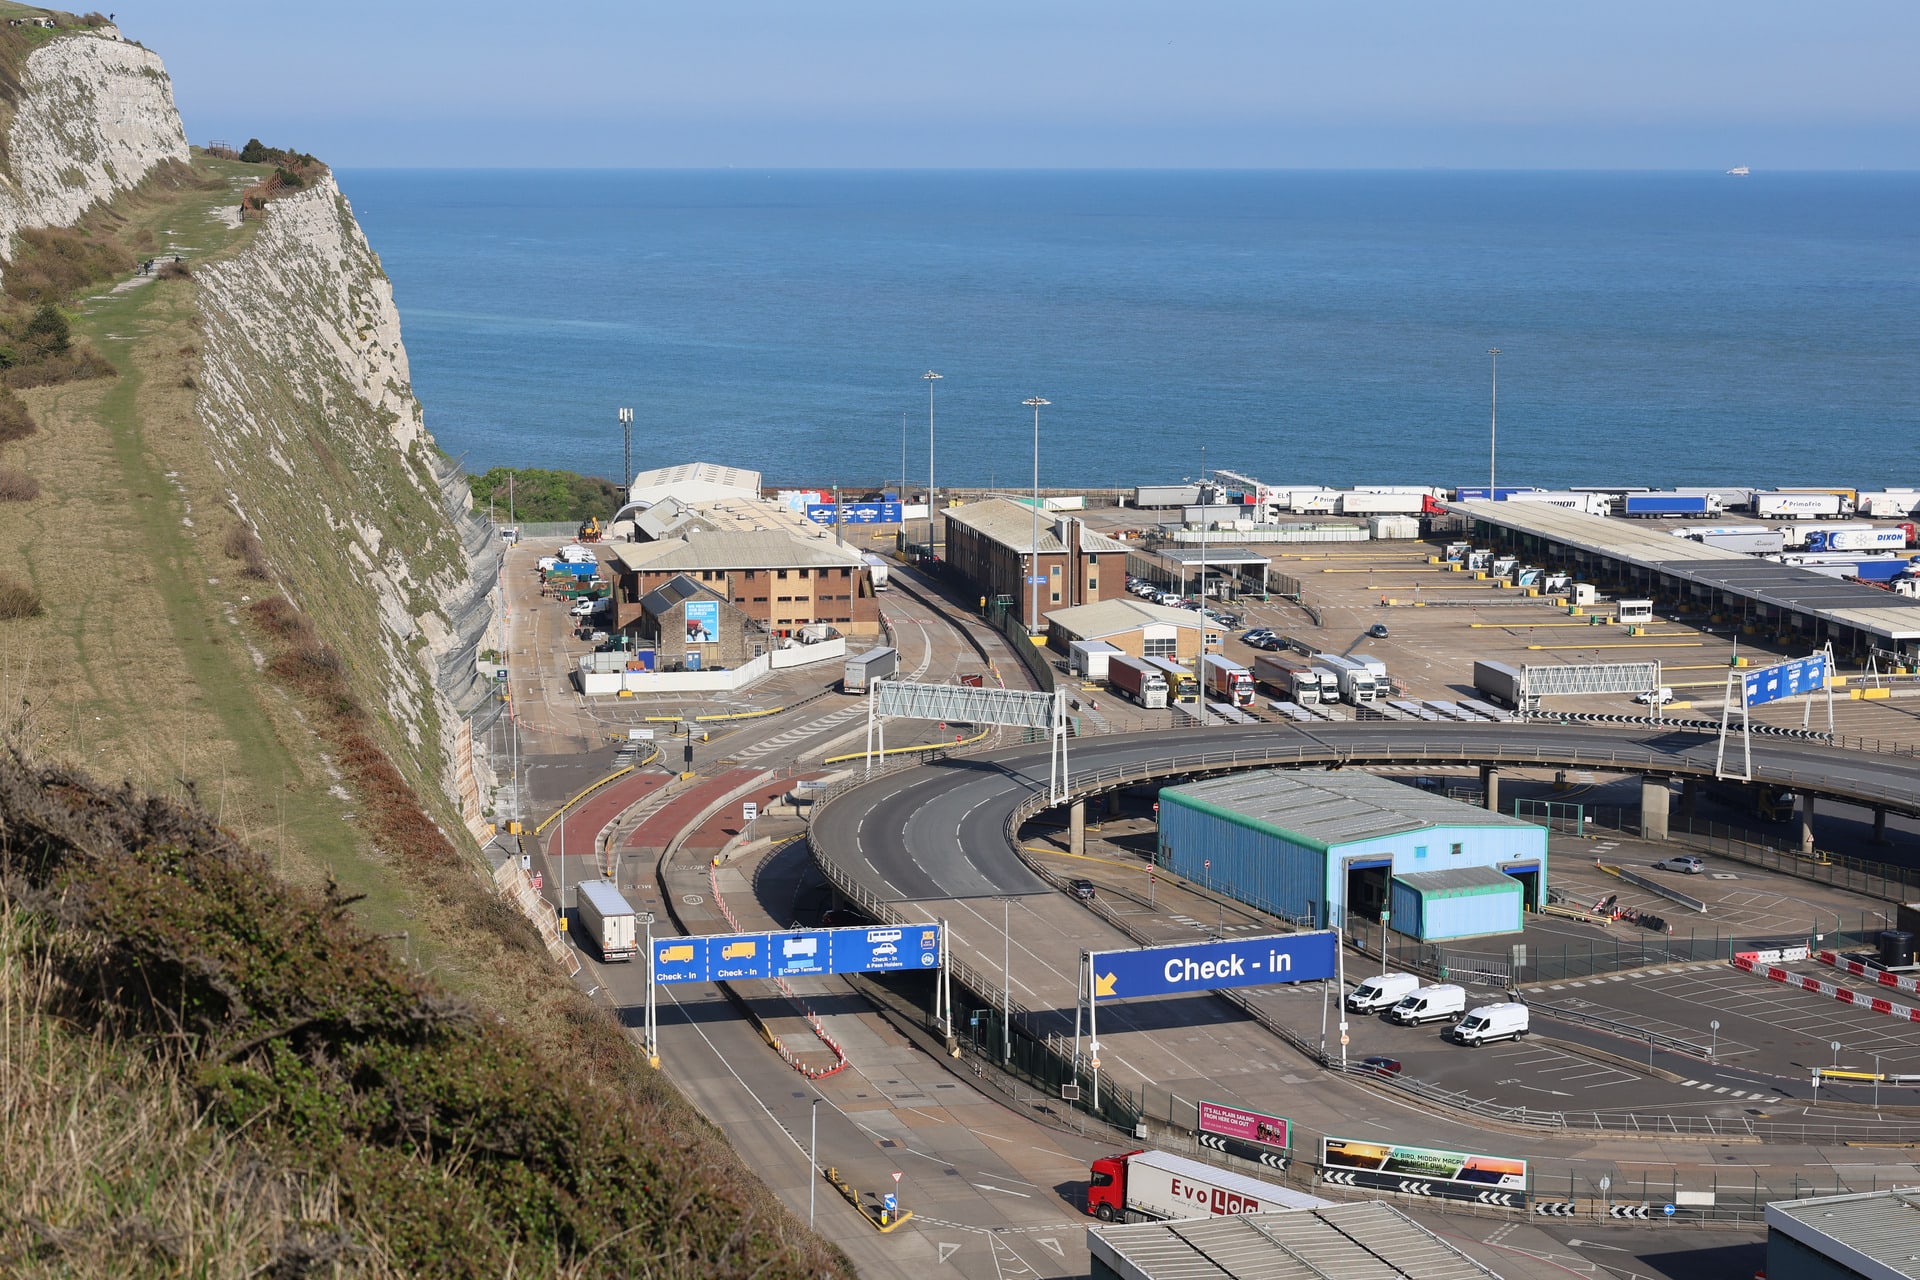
<box><xmin>1156</xmin><ymin>770</ymin><xmax>1547</xmax><ymax>941</ymax></box>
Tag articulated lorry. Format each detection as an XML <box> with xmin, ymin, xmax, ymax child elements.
<box><xmin>1107</xmin><ymin>655</ymin><xmax>1169</xmax><ymax>709</ymax></box>
<box><xmin>1085</xmin><ymin>1149</ymin><xmax>1327</xmax><ymax>1223</ymax></box>
<box><xmin>1757</xmin><ymin>492</ymin><xmax>1855</xmax><ymax>519</ymax></box>
<box><xmin>574</xmin><ymin>880</ymin><xmax>639</xmax><ymax>962</ymax></box>
<box><xmin>842</xmin><ymin>646</ymin><xmax>898</xmax><ymax>694</ymax></box>
<box><xmin>1622</xmin><ymin>493</ymin><xmax>1724</xmax><ymax>517</ymax></box>
<box><xmin>1473</xmin><ymin>659</ymin><xmax>1526</xmax><ymax>710</ymax></box>
<box><xmin>1200</xmin><ymin>654</ymin><xmax>1255</xmax><ymax>707</ymax></box>
<box><xmin>1313</xmin><ymin>653</ymin><xmax>1380</xmax><ymax>705</ymax></box>
<box><xmin>1252</xmin><ymin>653</ymin><xmax>1337</xmax><ymax>706</ymax></box>
<box><xmin>1805</xmin><ymin>526</ymin><xmax>1914</xmax><ymax>553</ymax></box>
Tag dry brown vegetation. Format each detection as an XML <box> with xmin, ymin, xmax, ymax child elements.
<box><xmin>0</xmin><ymin>573</ymin><xmax>42</xmax><ymax>619</ymax></box>
<box><xmin>0</xmin><ymin>466</ymin><xmax>38</xmax><ymax>501</ymax></box>
<box><xmin>220</xmin><ymin>520</ymin><xmax>270</xmax><ymax>579</ymax></box>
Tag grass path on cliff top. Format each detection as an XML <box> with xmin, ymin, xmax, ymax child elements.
<box><xmin>6</xmin><ymin>159</ymin><xmax>421</xmax><ymax>948</ymax></box>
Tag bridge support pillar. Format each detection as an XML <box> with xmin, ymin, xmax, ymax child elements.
<box><xmin>1070</xmin><ymin>799</ymin><xmax>1087</xmax><ymax>857</ymax></box>
<box><xmin>1679</xmin><ymin>777</ymin><xmax>1698</xmax><ymax>820</ymax></box>
<box><xmin>1640</xmin><ymin>776</ymin><xmax>1670</xmax><ymax>842</ymax></box>
<box><xmin>1874</xmin><ymin>807</ymin><xmax>1889</xmax><ymax>846</ymax></box>
<box><xmin>1799</xmin><ymin>793</ymin><xmax>1817</xmax><ymax>855</ymax></box>
<box><xmin>1480</xmin><ymin>766</ymin><xmax>1501</xmax><ymax>814</ymax></box>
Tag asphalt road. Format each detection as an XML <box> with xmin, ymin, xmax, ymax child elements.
<box><xmin>815</xmin><ymin>721</ymin><xmax>1920</xmax><ymax>905</ymax></box>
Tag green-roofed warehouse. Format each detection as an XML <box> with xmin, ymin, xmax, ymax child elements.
<box><xmin>1156</xmin><ymin>770</ymin><xmax>1546</xmax><ymax>941</ymax></box>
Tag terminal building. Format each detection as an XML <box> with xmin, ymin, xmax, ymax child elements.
<box><xmin>1767</xmin><ymin>1187</ymin><xmax>1920</xmax><ymax>1280</ymax></box>
<box><xmin>1156</xmin><ymin>770</ymin><xmax>1545</xmax><ymax>939</ymax></box>
<box><xmin>1089</xmin><ymin>1200</ymin><xmax>1500</xmax><ymax>1280</ymax></box>
<box><xmin>1453</xmin><ymin>500</ymin><xmax>1920</xmax><ymax>665</ymax></box>
<box><xmin>1044</xmin><ymin>598</ymin><xmax>1223</xmax><ymax>662</ymax></box>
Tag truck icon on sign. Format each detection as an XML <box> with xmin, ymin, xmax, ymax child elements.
<box><xmin>659</xmin><ymin>944</ymin><xmax>695</xmax><ymax>963</ymax></box>
<box><xmin>721</xmin><ymin>940</ymin><xmax>758</xmax><ymax>960</ymax></box>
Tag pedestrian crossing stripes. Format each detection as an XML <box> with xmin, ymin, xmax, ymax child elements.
<box><xmin>1678</xmin><ymin>1079</ymin><xmax>1767</xmax><ymax>1099</ymax></box>
<box><xmin>726</xmin><ymin>706</ymin><xmax>866</xmax><ymax>762</ymax></box>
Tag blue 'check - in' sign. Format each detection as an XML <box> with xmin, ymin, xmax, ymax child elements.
<box><xmin>1744</xmin><ymin>655</ymin><xmax>1826</xmax><ymax>708</ymax></box>
<box><xmin>1091</xmin><ymin>931</ymin><xmax>1337</xmax><ymax>1001</ymax></box>
<box><xmin>650</xmin><ymin>925</ymin><xmax>942</xmax><ymax>985</ymax></box>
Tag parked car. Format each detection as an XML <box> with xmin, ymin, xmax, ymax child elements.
<box><xmin>1359</xmin><ymin>1055</ymin><xmax>1403</xmax><ymax>1076</ymax></box>
<box><xmin>1635</xmin><ymin>686</ymin><xmax>1676</xmax><ymax>705</ymax></box>
<box><xmin>1653</xmin><ymin>855</ymin><xmax>1704</xmax><ymax>874</ymax></box>
<box><xmin>1069</xmin><ymin>878</ymin><xmax>1096</xmax><ymax>901</ymax></box>
<box><xmin>1367</xmin><ymin>622</ymin><xmax>1390</xmax><ymax>639</ymax></box>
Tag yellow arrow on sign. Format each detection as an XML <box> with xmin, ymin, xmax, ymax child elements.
<box><xmin>1095</xmin><ymin>972</ymin><xmax>1118</xmax><ymax>998</ymax></box>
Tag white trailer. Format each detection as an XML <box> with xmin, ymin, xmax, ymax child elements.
<box><xmin>574</xmin><ymin>880</ymin><xmax>639</xmax><ymax>962</ymax></box>
<box><xmin>861</xmin><ymin>553</ymin><xmax>890</xmax><ymax>590</ymax></box>
<box><xmin>1314</xmin><ymin>653</ymin><xmax>1379</xmax><ymax>705</ymax></box>
<box><xmin>1097</xmin><ymin>1149</ymin><xmax>1326</xmax><ymax>1223</ymax></box>
<box><xmin>1858</xmin><ymin>492</ymin><xmax>1920</xmax><ymax>518</ymax></box>
<box><xmin>1336</xmin><ymin>491</ymin><xmax>1425</xmax><ymax>515</ymax></box>
<box><xmin>1069</xmin><ymin>639</ymin><xmax>1122</xmax><ymax>681</ymax></box>
<box><xmin>1757</xmin><ymin>492</ymin><xmax>1853</xmax><ymax>519</ymax></box>
<box><xmin>1504</xmin><ymin>490</ymin><xmax>1612</xmax><ymax>515</ymax></box>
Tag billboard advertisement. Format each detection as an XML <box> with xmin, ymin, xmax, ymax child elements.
<box><xmin>650</xmin><ymin>925</ymin><xmax>941</xmax><ymax>985</ymax></box>
<box><xmin>1090</xmin><ymin>931</ymin><xmax>1336</xmax><ymax>1001</ymax></box>
<box><xmin>684</xmin><ymin>599</ymin><xmax>720</xmax><ymax>645</ymax></box>
<box><xmin>1744</xmin><ymin>654</ymin><xmax>1826</xmax><ymax>708</ymax></box>
<box><xmin>1321</xmin><ymin>1137</ymin><xmax>1527</xmax><ymax>1204</ymax></box>
<box><xmin>806</xmin><ymin>501</ymin><xmax>904</xmax><ymax>525</ymax></box>
<box><xmin>1199</xmin><ymin>1100</ymin><xmax>1290</xmax><ymax>1151</ymax></box>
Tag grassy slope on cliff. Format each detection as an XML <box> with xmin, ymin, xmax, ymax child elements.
<box><xmin>0</xmin><ymin>139</ymin><xmax>851</xmax><ymax>1273</ymax></box>
<box><xmin>0</xmin><ymin>750</ymin><xmax>848</xmax><ymax>1277</ymax></box>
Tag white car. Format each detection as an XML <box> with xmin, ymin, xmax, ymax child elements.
<box><xmin>1653</xmin><ymin>855</ymin><xmax>1704</xmax><ymax>874</ymax></box>
<box><xmin>1635</xmin><ymin>687</ymin><xmax>1675</xmax><ymax>705</ymax></box>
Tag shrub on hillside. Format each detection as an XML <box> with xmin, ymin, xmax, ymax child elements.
<box><xmin>0</xmin><ymin>390</ymin><xmax>34</xmax><ymax>444</ymax></box>
<box><xmin>222</xmin><ymin>522</ymin><xmax>272</xmax><ymax>579</ymax></box>
<box><xmin>0</xmin><ymin>574</ymin><xmax>42</xmax><ymax>620</ymax></box>
<box><xmin>0</xmin><ymin>467</ymin><xmax>39</xmax><ymax>501</ymax></box>
<box><xmin>0</xmin><ymin>340</ymin><xmax>116</xmax><ymax>389</ymax></box>
<box><xmin>468</xmin><ymin>466</ymin><xmax>624</xmax><ymax>524</ymax></box>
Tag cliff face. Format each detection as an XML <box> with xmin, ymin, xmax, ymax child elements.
<box><xmin>194</xmin><ymin>176</ymin><xmax>501</xmax><ymax>820</ymax></box>
<box><xmin>0</xmin><ymin>24</ymin><xmax>188</xmax><ymax>260</ymax></box>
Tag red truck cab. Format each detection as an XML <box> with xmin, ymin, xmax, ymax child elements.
<box><xmin>1085</xmin><ymin>1149</ymin><xmax>1143</xmax><ymax>1220</ymax></box>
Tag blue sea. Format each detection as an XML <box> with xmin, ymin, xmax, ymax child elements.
<box><xmin>339</xmin><ymin>170</ymin><xmax>1919</xmax><ymax>490</ymax></box>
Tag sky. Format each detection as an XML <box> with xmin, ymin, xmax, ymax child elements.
<box><xmin>135</xmin><ymin>1</ymin><xmax>1920</xmax><ymax>169</ymax></box>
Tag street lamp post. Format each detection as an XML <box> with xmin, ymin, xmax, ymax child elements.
<box><xmin>923</xmin><ymin>371</ymin><xmax>942</xmax><ymax>554</ymax></box>
<box><xmin>1003</xmin><ymin>898</ymin><xmax>1013</xmax><ymax>1066</ymax></box>
<box><xmin>1487</xmin><ymin>347</ymin><xmax>1501</xmax><ymax>493</ymax></box>
<box><xmin>1024</xmin><ymin>396</ymin><xmax>1050</xmax><ymax>634</ymax></box>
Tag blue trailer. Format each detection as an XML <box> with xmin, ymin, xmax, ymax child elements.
<box><xmin>1454</xmin><ymin>486</ymin><xmax>1540</xmax><ymax>502</ymax></box>
<box><xmin>1623</xmin><ymin>494</ymin><xmax>1714</xmax><ymax>517</ymax></box>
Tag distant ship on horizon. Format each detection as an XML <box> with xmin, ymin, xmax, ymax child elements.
<box><xmin>1727</xmin><ymin>165</ymin><xmax>1751</xmax><ymax>176</ymax></box>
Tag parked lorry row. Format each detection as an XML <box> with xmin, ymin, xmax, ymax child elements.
<box><xmin>1107</xmin><ymin>654</ymin><xmax>1170</xmax><ymax>708</ymax></box>
<box><xmin>1200</xmin><ymin>654</ymin><xmax>1255</xmax><ymax>706</ymax></box>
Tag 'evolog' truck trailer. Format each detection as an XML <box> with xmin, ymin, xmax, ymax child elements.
<box><xmin>1085</xmin><ymin>1149</ymin><xmax>1327</xmax><ymax>1223</ymax></box>
<box><xmin>1108</xmin><ymin>655</ymin><xmax>1169</xmax><ymax>709</ymax></box>
<box><xmin>574</xmin><ymin>880</ymin><xmax>639</xmax><ymax>962</ymax></box>
<box><xmin>842</xmin><ymin>646</ymin><xmax>898</xmax><ymax>694</ymax></box>
<box><xmin>1200</xmin><ymin>654</ymin><xmax>1254</xmax><ymax>707</ymax></box>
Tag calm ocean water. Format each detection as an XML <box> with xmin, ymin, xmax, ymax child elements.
<box><xmin>339</xmin><ymin>170</ymin><xmax>1919</xmax><ymax>490</ymax></box>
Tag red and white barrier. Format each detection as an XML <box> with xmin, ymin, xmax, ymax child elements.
<box><xmin>710</xmin><ymin>865</ymin><xmax>849</xmax><ymax>1079</ymax></box>
<box><xmin>1733</xmin><ymin>954</ymin><xmax>1920</xmax><ymax>1023</ymax></box>
<box><xmin>1816</xmin><ymin>949</ymin><xmax>1920</xmax><ymax>997</ymax></box>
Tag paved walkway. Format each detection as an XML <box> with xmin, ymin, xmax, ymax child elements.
<box><xmin>624</xmin><ymin>768</ymin><xmax>764</xmax><ymax>854</ymax></box>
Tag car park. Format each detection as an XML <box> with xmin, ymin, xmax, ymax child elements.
<box><xmin>1653</xmin><ymin>855</ymin><xmax>1705</xmax><ymax>874</ymax></box>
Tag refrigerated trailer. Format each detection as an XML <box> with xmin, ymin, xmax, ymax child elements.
<box><xmin>842</xmin><ymin>646</ymin><xmax>898</xmax><ymax>693</ymax></box>
<box><xmin>574</xmin><ymin>880</ymin><xmax>639</xmax><ymax>962</ymax></box>
<box><xmin>1107</xmin><ymin>655</ymin><xmax>1169</xmax><ymax>709</ymax></box>
<box><xmin>1200</xmin><ymin>654</ymin><xmax>1255</xmax><ymax>706</ymax></box>
<box><xmin>1085</xmin><ymin>1149</ymin><xmax>1327</xmax><ymax>1223</ymax></box>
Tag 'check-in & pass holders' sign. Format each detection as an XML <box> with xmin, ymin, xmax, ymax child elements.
<box><xmin>1090</xmin><ymin>931</ymin><xmax>1337</xmax><ymax>1000</ymax></box>
<box><xmin>650</xmin><ymin>925</ymin><xmax>941</xmax><ymax>984</ymax></box>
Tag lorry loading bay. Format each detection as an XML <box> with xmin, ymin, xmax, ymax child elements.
<box><xmin>496</xmin><ymin>485</ymin><xmax>1920</xmax><ymax>1280</ymax></box>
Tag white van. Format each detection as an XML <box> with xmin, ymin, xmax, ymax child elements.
<box><xmin>1452</xmin><ymin>1002</ymin><xmax>1530</xmax><ymax>1047</ymax></box>
<box><xmin>1346</xmin><ymin>972</ymin><xmax>1422</xmax><ymax>1015</ymax></box>
<box><xmin>1386</xmin><ymin>984</ymin><xmax>1467</xmax><ymax>1027</ymax></box>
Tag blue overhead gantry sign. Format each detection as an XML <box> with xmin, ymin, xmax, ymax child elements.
<box><xmin>1091</xmin><ymin>931</ymin><xmax>1338</xmax><ymax>1001</ymax></box>
<box><xmin>649</xmin><ymin>925</ymin><xmax>941</xmax><ymax>985</ymax></box>
<box><xmin>1744</xmin><ymin>655</ymin><xmax>1826</xmax><ymax>708</ymax></box>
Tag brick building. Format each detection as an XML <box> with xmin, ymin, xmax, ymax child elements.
<box><xmin>943</xmin><ymin>498</ymin><xmax>1129</xmax><ymax>631</ymax></box>
<box><xmin>605</xmin><ymin>530</ymin><xmax>880</xmax><ymax>642</ymax></box>
<box><xmin>1043</xmin><ymin>598</ymin><xmax>1222</xmax><ymax>661</ymax></box>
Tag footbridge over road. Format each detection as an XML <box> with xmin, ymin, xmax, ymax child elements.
<box><xmin>810</xmin><ymin>722</ymin><xmax>1920</xmax><ymax>907</ymax></box>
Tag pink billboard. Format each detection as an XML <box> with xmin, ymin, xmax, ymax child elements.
<box><xmin>1198</xmin><ymin>1100</ymin><xmax>1290</xmax><ymax>1151</ymax></box>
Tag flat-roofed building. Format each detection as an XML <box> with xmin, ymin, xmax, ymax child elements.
<box><xmin>1157</xmin><ymin>769</ymin><xmax>1546</xmax><ymax>937</ymax></box>
<box><xmin>1767</xmin><ymin>1187</ymin><xmax>1920</xmax><ymax>1280</ymax></box>
<box><xmin>1044</xmin><ymin>598</ymin><xmax>1222</xmax><ymax>662</ymax></box>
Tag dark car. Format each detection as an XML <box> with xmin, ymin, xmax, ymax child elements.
<box><xmin>1359</xmin><ymin>1055</ymin><xmax>1403</xmax><ymax>1076</ymax></box>
<box><xmin>1367</xmin><ymin>623</ymin><xmax>1390</xmax><ymax>639</ymax></box>
<box><xmin>1069</xmin><ymin>878</ymin><xmax>1097</xmax><ymax>901</ymax></box>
